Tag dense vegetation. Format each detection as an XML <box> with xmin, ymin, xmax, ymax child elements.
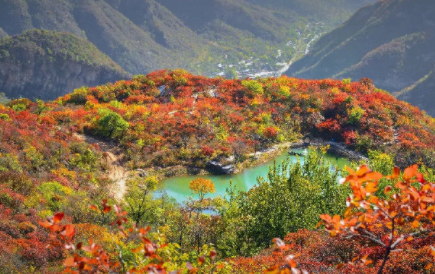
<box><xmin>0</xmin><ymin>71</ymin><xmax>435</xmax><ymax>272</ymax></box>
<box><xmin>0</xmin><ymin>29</ymin><xmax>130</xmax><ymax>100</ymax></box>
<box><xmin>47</xmin><ymin>70</ymin><xmax>435</xmax><ymax>171</ymax></box>
<box><xmin>286</xmin><ymin>0</ymin><xmax>435</xmax><ymax>116</ymax></box>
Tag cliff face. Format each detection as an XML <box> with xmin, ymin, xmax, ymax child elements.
<box><xmin>285</xmin><ymin>0</ymin><xmax>435</xmax><ymax>115</ymax></box>
<box><xmin>0</xmin><ymin>30</ymin><xmax>130</xmax><ymax>100</ymax></box>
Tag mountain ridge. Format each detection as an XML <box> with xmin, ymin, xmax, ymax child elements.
<box><xmin>0</xmin><ymin>0</ymin><xmax>376</xmax><ymax>76</ymax></box>
<box><xmin>286</xmin><ymin>0</ymin><xmax>435</xmax><ymax>115</ymax></box>
<box><xmin>0</xmin><ymin>29</ymin><xmax>130</xmax><ymax>100</ymax></box>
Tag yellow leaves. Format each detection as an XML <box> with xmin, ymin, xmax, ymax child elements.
<box><xmin>343</xmin><ymin>207</ymin><xmax>353</xmax><ymax>218</ymax></box>
<box><xmin>385</xmin><ymin>221</ymin><xmax>393</xmax><ymax>229</ymax></box>
<box><xmin>189</xmin><ymin>178</ymin><xmax>216</xmax><ymax>199</ymax></box>
<box><xmin>422</xmin><ymin>183</ymin><xmax>431</xmax><ymax>192</ymax></box>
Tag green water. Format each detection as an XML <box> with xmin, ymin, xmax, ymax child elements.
<box><xmin>158</xmin><ymin>149</ymin><xmax>351</xmax><ymax>203</ymax></box>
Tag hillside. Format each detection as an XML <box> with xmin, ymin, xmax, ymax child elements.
<box><xmin>1</xmin><ymin>71</ymin><xmax>435</xmax><ymax>273</ymax></box>
<box><xmin>0</xmin><ymin>0</ymin><xmax>375</xmax><ymax>78</ymax></box>
<box><xmin>0</xmin><ymin>29</ymin><xmax>130</xmax><ymax>100</ymax></box>
<box><xmin>285</xmin><ymin>0</ymin><xmax>435</xmax><ymax>115</ymax></box>
<box><xmin>28</xmin><ymin>71</ymin><xmax>435</xmax><ymax>170</ymax></box>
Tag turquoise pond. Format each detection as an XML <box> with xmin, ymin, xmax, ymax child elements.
<box><xmin>156</xmin><ymin>149</ymin><xmax>351</xmax><ymax>203</ymax></box>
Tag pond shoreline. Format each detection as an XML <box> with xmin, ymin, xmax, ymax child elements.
<box><xmin>151</xmin><ymin>138</ymin><xmax>367</xmax><ymax>181</ymax></box>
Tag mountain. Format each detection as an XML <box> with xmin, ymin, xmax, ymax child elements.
<box><xmin>285</xmin><ymin>0</ymin><xmax>435</xmax><ymax>115</ymax></box>
<box><xmin>244</xmin><ymin>0</ymin><xmax>377</xmax><ymax>22</ymax></box>
<box><xmin>0</xmin><ymin>27</ymin><xmax>7</xmax><ymax>38</ymax></box>
<box><xmin>0</xmin><ymin>29</ymin><xmax>130</xmax><ymax>100</ymax></box>
<box><xmin>0</xmin><ymin>0</ymin><xmax>375</xmax><ymax>77</ymax></box>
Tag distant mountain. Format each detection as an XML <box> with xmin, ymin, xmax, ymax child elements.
<box><xmin>0</xmin><ymin>0</ymin><xmax>375</xmax><ymax>76</ymax></box>
<box><xmin>285</xmin><ymin>0</ymin><xmax>435</xmax><ymax>115</ymax></box>
<box><xmin>0</xmin><ymin>27</ymin><xmax>7</xmax><ymax>38</ymax></box>
<box><xmin>244</xmin><ymin>0</ymin><xmax>377</xmax><ymax>22</ymax></box>
<box><xmin>0</xmin><ymin>29</ymin><xmax>130</xmax><ymax>100</ymax></box>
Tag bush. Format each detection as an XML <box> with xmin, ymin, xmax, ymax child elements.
<box><xmin>242</xmin><ymin>80</ymin><xmax>264</xmax><ymax>95</ymax></box>
<box><xmin>348</xmin><ymin>106</ymin><xmax>365</xmax><ymax>124</ymax></box>
<box><xmin>95</xmin><ymin>108</ymin><xmax>129</xmax><ymax>139</ymax></box>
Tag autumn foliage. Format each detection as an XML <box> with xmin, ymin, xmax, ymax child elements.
<box><xmin>2</xmin><ymin>71</ymin><xmax>435</xmax><ymax>273</ymax></box>
<box><xmin>233</xmin><ymin>165</ymin><xmax>435</xmax><ymax>273</ymax></box>
<box><xmin>189</xmin><ymin>178</ymin><xmax>216</xmax><ymax>201</ymax></box>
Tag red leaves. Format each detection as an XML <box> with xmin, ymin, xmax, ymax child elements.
<box><xmin>209</xmin><ymin>250</ymin><xmax>217</xmax><ymax>261</ymax></box>
<box><xmin>102</xmin><ymin>199</ymin><xmax>111</xmax><ymax>213</ymax></box>
<box><xmin>53</xmin><ymin>212</ymin><xmax>65</xmax><ymax>223</ymax></box>
<box><xmin>263</xmin><ymin>126</ymin><xmax>279</xmax><ymax>139</ymax></box>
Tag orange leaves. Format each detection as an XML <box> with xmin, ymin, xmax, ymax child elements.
<box><xmin>38</xmin><ymin>212</ymin><xmax>66</xmax><ymax>233</ymax></box>
<box><xmin>403</xmin><ymin>165</ymin><xmax>418</xmax><ymax>182</ymax></box>
<box><xmin>317</xmin><ymin>164</ymin><xmax>435</xmax><ymax>273</ymax></box>
<box><xmin>61</xmin><ymin>224</ymin><xmax>76</xmax><ymax>240</ymax></box>
<box><xmin>343</xmin><ymin>165</ymin><xmax>382</xmax><ymax>202</ymax></box>
<box><xmin>387</xmin><ymin>167</ymin><xmax>400</xmax><ymax>179</ymax></box>
<box><xmin>189</xmin><ymin>178</ymin><xmax>216</xmax><ymax>200</ymax></box>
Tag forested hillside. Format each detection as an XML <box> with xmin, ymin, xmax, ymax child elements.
<box><xmin>0</xmin><ymin>29</ymin><xmax>130</xmax><ymax>100</ymax></box>
<box><xmin>0</xmin><ymin>0</ymin><xmax>375</xmax><ymax>78</ymax></box>
<box><xmin>286</xmin><ymin>0</ymin><xmax>435</xmax><ymax>115</ymax></box>
<box><xmin>1</xmin><ymin>71</ymin><xmax>435</xmax><ymax>273</ymax></box>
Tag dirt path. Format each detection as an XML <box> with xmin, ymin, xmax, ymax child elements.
<box><xmin>73</xmin><ymin>133</ymin><xmax>128</xmax><ymax>201</ymax></box>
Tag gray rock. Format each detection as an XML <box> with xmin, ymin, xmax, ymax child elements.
<box><xmin>206</xmin><ymin>161</ymin><xmax>235</xmax><ymax>174</ymax></box>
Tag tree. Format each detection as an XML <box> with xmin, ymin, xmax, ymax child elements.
<box><xmin>124</xmin><ymin>176</ymin><xmax>158</xmax><ymax>226</ymax></box>
<box><xmin>189</xmin><ymin>178</ymin><xmax>216</xmax><ymax>202</ymax></box>
<box><xmin>320</xmin><ymin>165</ymin><xmax>435</xmax><ymax>274</ymax></box>
<box><xmin>96</xmin><ymin>109</ymin><xmax>129</xmax><ymax>139</ymax></box>
<box><xmin>228</xmin><ymin>150</ymin><xmax>348</xmax><ymax>254</ymax></box>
